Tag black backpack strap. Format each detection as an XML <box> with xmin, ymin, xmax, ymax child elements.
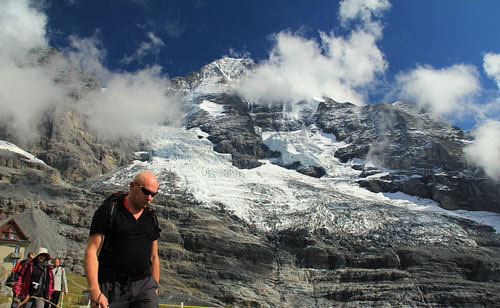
<box><xmin>146</xmin><ymin>206</ymin><xmax>161</xmax><ymax>238</ymax></box>
<box><xmin>101</xmin><ymin>191</ymin><xmax>127</xmax><ymax>249</ymax></box>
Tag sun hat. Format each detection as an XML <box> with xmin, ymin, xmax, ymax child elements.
<box><xmin>35</xmin><ymin>247</ymin><xmax>51</xmax><ymax>260</ymax></box>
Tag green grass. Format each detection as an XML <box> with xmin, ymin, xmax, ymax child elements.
<box><xmin>0</xmin><ymin>293</ymin><xmax>10</xmax><ymax>305</ymax></box>
<box><xmin>64</xmin><ymin>271</ymin><xmax>88</xmax><ymax>308</ymax></box>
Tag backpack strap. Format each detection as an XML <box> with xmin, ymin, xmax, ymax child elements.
<box><xmin>146</xmin><ymin>206</ymin><xmax>161</xmax><ymax>238</ymax></box>
<box><xmin>101</xmin><ymin>191</ymin><xmax>127</xmax><ymax>250</ymax></box>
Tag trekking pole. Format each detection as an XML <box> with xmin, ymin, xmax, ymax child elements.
<box><xmin>28</xmin><ymin>296</ymin><xmax>60</xmax><ymax>308</ymax></box>
<box><xmin>61</xmin><ymin>293</ymin><xmax>64</xmax><ymax>308</ymax></box>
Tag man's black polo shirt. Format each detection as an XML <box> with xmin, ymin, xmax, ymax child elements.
<box><xmin>89</xmin><ymin>193</ymin><xmax>160</xmax><ymax>282</ymax></box>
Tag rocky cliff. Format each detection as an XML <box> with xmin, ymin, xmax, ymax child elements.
<box><xmin>1</xmin><ymin>153</ymin><xmax>499</xmax><ymax>307</ymax></box>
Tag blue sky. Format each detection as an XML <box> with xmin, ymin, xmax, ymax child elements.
<box><xmin>1</xmin><ymin>0</ymin><xmax>500</xmax><ymax>179</ymax></box>
<box><xmin>42</xmin><ymin>1</ymin><xmax>500</xmax><ymax>85</ymax></box>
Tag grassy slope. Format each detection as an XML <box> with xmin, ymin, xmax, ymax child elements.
<box><xmin>64</xmin><ymin>272</ymin><xmax>88</xmax><ymax>308</ymax></box>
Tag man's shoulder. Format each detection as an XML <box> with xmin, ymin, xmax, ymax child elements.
<box><xmin>102</xmin><ymin>191</ymin><xmax>128</xmax><ymax>206</ymax></box>
<box><xmin>97</xmin><ymin>191</ymin><xmax>128</xmax><ymax>214</ymax></box>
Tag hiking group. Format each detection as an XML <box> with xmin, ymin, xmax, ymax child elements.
<box><xmin>7</xmin><ymin>248</ymin><xmax>68</xmax><ymax>308</ymax></box>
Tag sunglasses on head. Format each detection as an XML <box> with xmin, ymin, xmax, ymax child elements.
<box><xmin>134</xmin><ymin>181</ymin><xmax>158</xmax><ymax>197</ymax></box>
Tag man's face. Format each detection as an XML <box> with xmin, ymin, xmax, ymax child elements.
<box><xmin>54</xmin><ymin>258</ymin><xmax>60</xmax><ymax>267</ymax></box>
<box><xmin>131</xmin><ymin>181</ymin><xmax>158</xmax><ymax>208</ymax></box>
<box><xmin>27</xmin><ymin>253</ymin><xmax>34</xmax><ymax>261</ymax></box>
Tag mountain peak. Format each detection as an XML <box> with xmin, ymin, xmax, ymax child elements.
<box><xmin>168</xmin><ymin>57</ymin><xmax>255</xmax><ymax>98</ymax></box>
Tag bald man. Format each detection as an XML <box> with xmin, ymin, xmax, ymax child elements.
<box><xmin>84</xmin><ymin>171</ymin><xmax>161</xmax><ymax>308</ymax></box>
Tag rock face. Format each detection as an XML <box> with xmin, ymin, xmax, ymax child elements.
<box><xmin>1</xmin><ymin>55</ymin><xmax>500</xmax><ymax>308</ymax></box>
<box><xmin>187</xmin><ymin>93</ymin><xmax>264</xmax><ymax>169</ymax></box>
<box><xmin>313</xmin><ymin>99</ymin><xmax>500</xmax><ymax>213</ymax></box>
<box><xmin>156</xmin><ymin>197</ymin><xmax>500</xmax><ymax>308</ymax></box>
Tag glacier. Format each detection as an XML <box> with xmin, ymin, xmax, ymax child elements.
<box><xmin>95</xmin><ymin>122</ymin><xmax>500</xmax><ymax>240</ymax></box>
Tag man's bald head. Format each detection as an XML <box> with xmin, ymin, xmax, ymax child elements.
<box><xmin>128</xmin><ymin>171</ymin><xmax>159</xmax><ymax>209</ymax></box>
<box><xmin>133</xmin><ymin>171</ymin><xmax>158</xmax><ymax>188</ymax></box>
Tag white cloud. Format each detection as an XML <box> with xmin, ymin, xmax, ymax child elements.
<box><xmin>79</xmin><ymin>66</ymin><xmax>181</xmax><ymax>139</ymax></box>
<box><xmin>395</xmin><ymin>64</ymin><xmax>481</xmax><ymax>116</ymax></box>
<box><xmin>65</xmin><ymin>33</ymin><xmax>111</xmax><ymax>85</ymax></box>
<box><xmin>237</xmin><ymin>32</ymin><xmax>362</xmax><ymax>105</ymax></box>
<box><xmin>0</xmin><ymin>63</ymin><xmax>66</xmax><ymax>142</ymax></box>
<box><xmin>484</xmin><ymin>52</ymin><xmax>500</xmax><ymax>89</ymax></box>
<box><xmin>0</xmin><ymin>0</ymin><xmax>47</xmax><ymax>59</ymax></box>
<box><xmin>464</xmin><ymin>121</ymin><xmax>500</xmax><ymax>181</ymax></box>
<box><xmin>0</xmin><ymin>0</ymin><xmax>56</xmax><ymax>142</ymax></box>
<box><xmin>339</xmin><ymin>0</ymin><xmax>391</xmax><ymax>28</ymax></box>
<box><xmin>321</xmin><ymin>28</ymin><xmax>387</xmax><ymax>87</ymax></box>
<box><xmin>237</xmin><ymin>1</ymin><xmax>388</xmax><ymax>107</ymax></box>
<box><xmin>121</xmin><ymin>32</ymin><xmax>165</xmax><ymax>65</ymax></box>
<box><xmin>51</xmin><ymin>33</ymin><xmax>181</xmax><ymax>138</ymax></box>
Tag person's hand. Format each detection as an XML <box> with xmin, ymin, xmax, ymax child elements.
<box><xmin>90</xmin><ymin>291</ymin><xmax>108</xmax><ymax>308</ymax></box>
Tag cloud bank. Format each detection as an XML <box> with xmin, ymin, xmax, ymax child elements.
<box><xmin>237</xmin><ymin>0</ymin><xmax>390</xmax><ymax>106</ymax></box>
<box><xmin>0</xmin><ymin>0</ymin><xmax>62</xmax><ymax>141</ymax></box>
<box><xmin>484</xmin><ymin>52</ymin><xmax>500</xmax><ymax>89</ymax></box>
<box><xmin>0</xmin><ymin>0</ymin><xmax>180</xmax><ymax>142</ymax></box>
<box><xmin>395</xmin><ymin>64</ymin><xmax>481</xmax><ymax>116</ymax></box>
<box><xmin>80</xmin><ymin>66</ymin><xmax>180</xmax><ymax>138</ymax></box>
<box><xmin>0</xmin><ymin>0</ymin><xmax>46</xmax><ymax>58</ymax></box>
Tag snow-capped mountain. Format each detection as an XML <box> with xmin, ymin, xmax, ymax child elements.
<box><xmin>1</xmin><ymin>52</ymin><xmax>500</xmax><ymax>307</ymax></box>
<box><xmin>167</xmin><ymin>57</ymin><xmax>255</xmax><ymax>98</ymax></box>
<box><xmin>118</xmin><ymin>57</ymin><xmax>500</xmax><ymax>237</ymax></box>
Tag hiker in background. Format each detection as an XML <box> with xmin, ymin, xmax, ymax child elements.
<box><xmin>46</xmin><ymin>258</ymin><xmax>67</xmax><ymax>308</ymax></box>
<box><xmin>11</xmin><ymin>252</ymin><xmax>34</xmax><ymax>281</ymax></box>
<box><xmin>84</xmin><ymin>171</ymin><xmax>161</xmax><ymax>308</ymax></box>
<box><xmin>13</xmin><ymin>248</ymin><xmax>54</xmax><ymax>308</ymax></box>
<box><xmin>8</xmin><ymin>252</ymin><xmax>34</xmax><ymax>308</ymax></box>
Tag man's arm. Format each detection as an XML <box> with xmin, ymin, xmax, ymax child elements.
<box><xmin>84</xmin><ymin>234</ymin><xmax>108</xmax><ymax>308</ymax></box>
<box><xmin>150</xmin><ymin>240</ymin><xmax>160</xmax><ymax>293</ymax></box>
